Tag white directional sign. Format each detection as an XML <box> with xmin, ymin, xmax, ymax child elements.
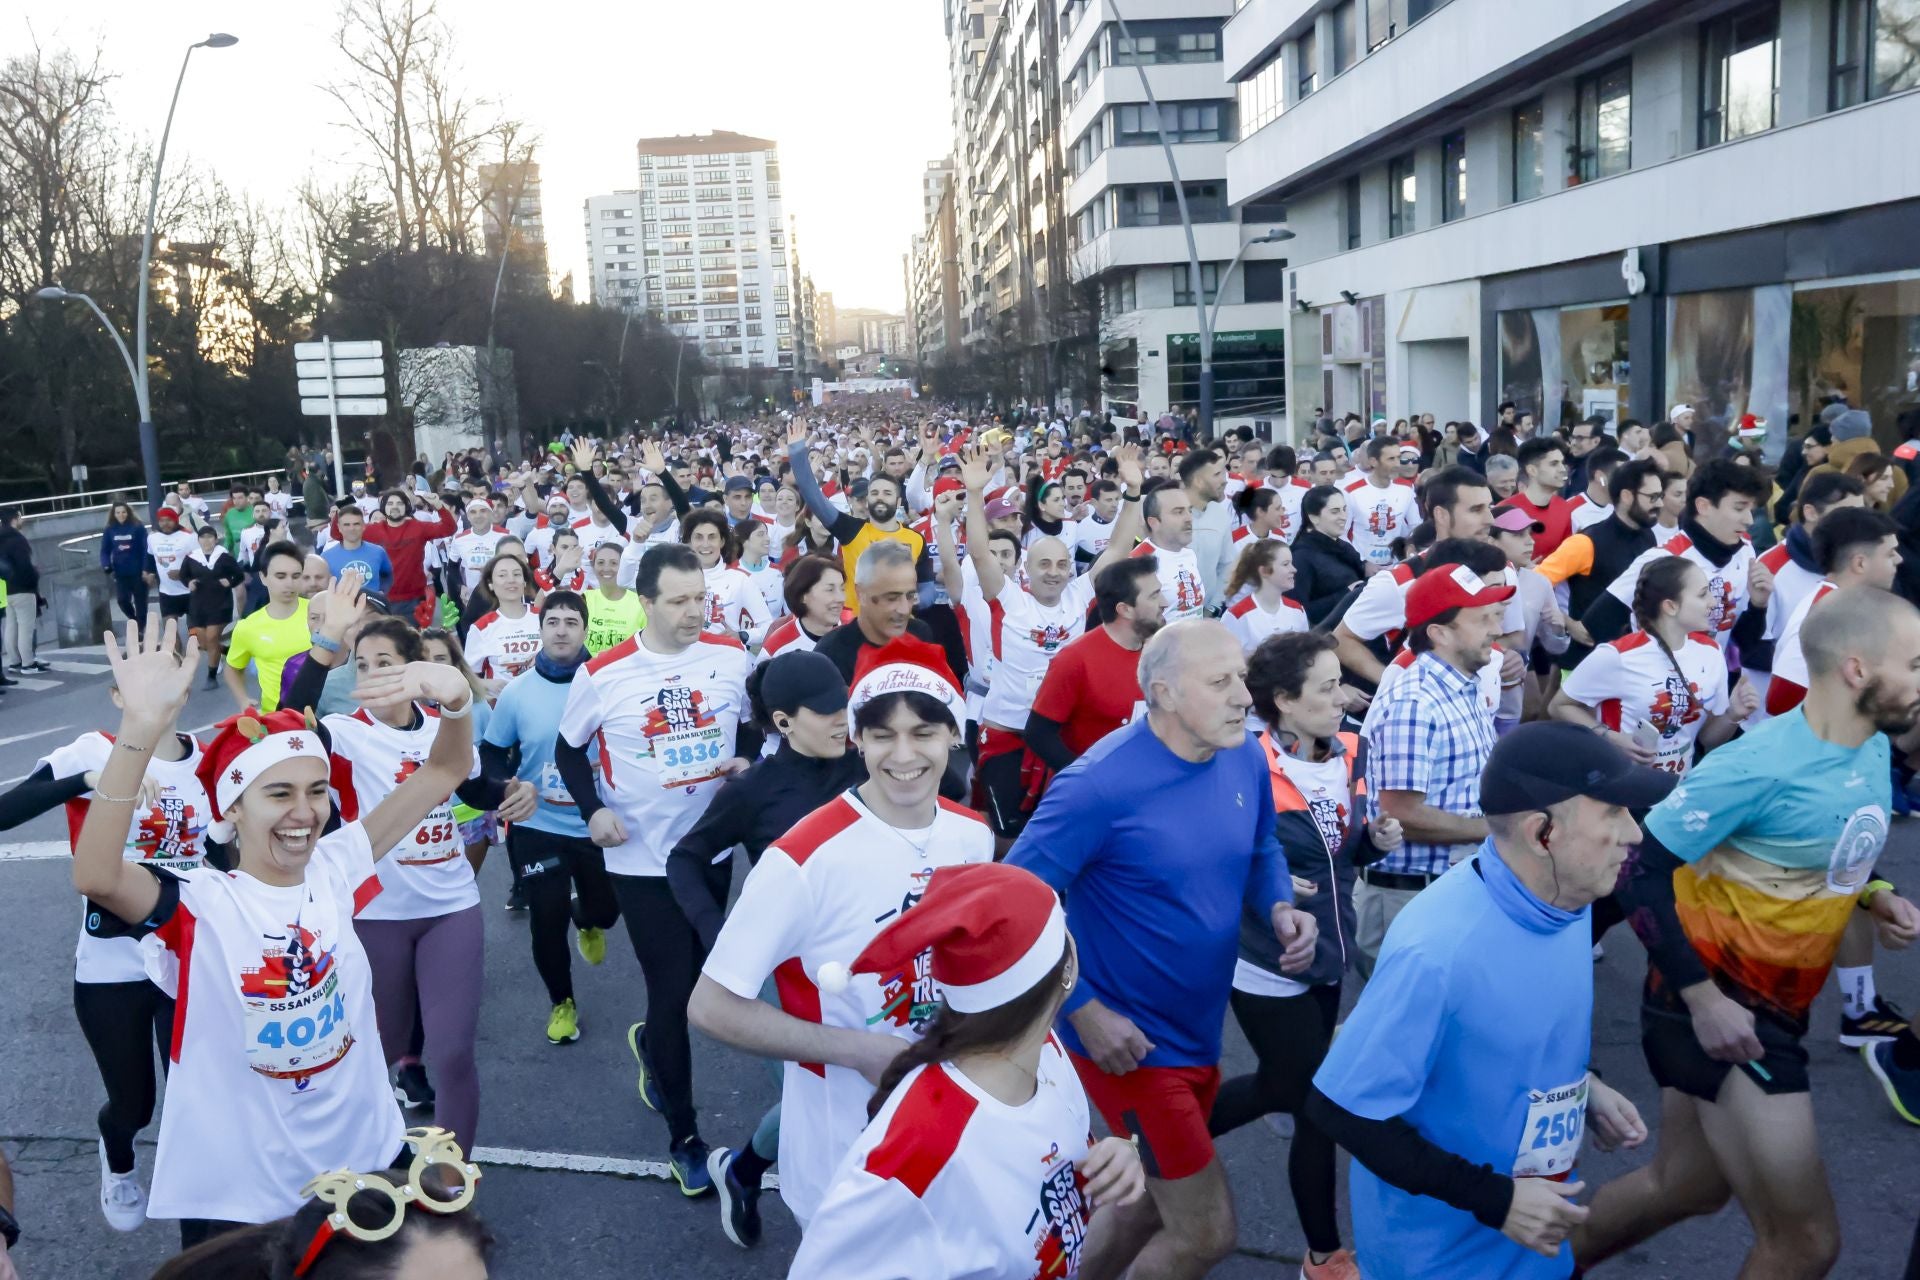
<box><xmin>296</xmin><ymin>358</ymin><xmax>384</xmax><ymax>379</ymax></box>
<box><xmin>298</xmin><ymin>376</ymin><xmax>385</xmax><ymax>397</ymax></box>
<box><xmin>301</xmin><ymin>397</ymin><xmax>388</xmax><ymax>417</ymax></box>
<box><xmin>295</xmin><ymin>339</ymin><xmax>382</xmax><ymax>360</ymax></box>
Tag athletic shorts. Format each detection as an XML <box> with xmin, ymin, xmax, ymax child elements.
<box><xmin>1640</xmin><ymin>1000</ymin><xmax>1811</xmax><ymax>1099</ymax></box>
<box><xmin>1068</xmin><ymin>1050</ymin><xmax>1220</xmax><ymax>1181</ymax></box>
<box><xmin>456</xmin><ymin>812</ymin><xmax>496</xmax><ymax>847</ymax></box>
<box><xmin>158</xmin><ymin>594</ymin><xmax>190</xmax><ymax>619</ymax></box>
<box><xmin>187</xmin><ymin>597</ymin><xmax>233</xmax><ymax>629</ymax></box>
<box><xmin>975</xmin><ymin>748</ymin><xmax>1032</xmax><ymax>839</ymax></box>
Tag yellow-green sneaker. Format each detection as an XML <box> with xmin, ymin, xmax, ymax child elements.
<box><xmin>577</xmin><ymin>926</ymin><xmax>607</xmax><ymax>967</ymax></box>
<box><xmin>547</xmin><ymin>998</ymin><xmax>580</xmax><ymax>1045</ymax></box>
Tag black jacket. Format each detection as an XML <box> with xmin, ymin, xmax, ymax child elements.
<box><xmin>1290</xmin><ymin>529</ymin><xmax>1367</xmax><ymax>624</ymax></box>
<box><xmin>0</xmin><ymin>526</ymin><xmax>37</xmax><ymax>595</ymax></box>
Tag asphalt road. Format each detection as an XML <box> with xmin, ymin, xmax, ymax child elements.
<box><xmin>1</xmin><ymin>656</ymin><xmax>1917</xmax><ymax>1278</ymax></box>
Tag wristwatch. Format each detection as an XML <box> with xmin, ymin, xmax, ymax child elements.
<box><xmin>0</xmin><ymin>1201</ymin><xmax>21</xmax><ymax>1249</ymax></box>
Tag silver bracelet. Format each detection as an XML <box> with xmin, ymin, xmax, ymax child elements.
<box><xmin>439</xmin><ymin>697</ymin><xmax>474</xmax><ymax>720</ymax></box>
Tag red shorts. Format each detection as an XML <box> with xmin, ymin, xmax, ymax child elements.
<box><xmin>1068</xmin><ymin>1050</ymin><xmax>1221</xmax><ymax>1181</ymax></box>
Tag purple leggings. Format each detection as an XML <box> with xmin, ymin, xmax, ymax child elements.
<box><xmin>357</xmin><ymin>905</ymin><xmax>485</xmax><ymax>1151</ymax></box>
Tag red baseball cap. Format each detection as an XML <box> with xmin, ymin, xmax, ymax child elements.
<box><xmin>1404</xmin><ymin>563</ymin><xmax>1515</xmax><ymax>631</ymax></box>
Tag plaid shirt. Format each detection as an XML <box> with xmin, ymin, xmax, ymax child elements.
<box><xmin>1363</xmin><ymin>651</ymin><xmax>1497</xmax><ymax>877</ymax></box>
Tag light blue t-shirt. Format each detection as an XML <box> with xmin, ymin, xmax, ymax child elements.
<box><xmin>485</xmin><ymin>666</ymin><xmax>591</xmax><ymax>838</ymax></box>
<box><xmin>322</xmin><ymin>541</ymin><xmax>394</xmax><ymax>594</ymax></box>
<box><xmin>1313</xmin><ymin>847</ymin><xmax>1592</xmax><ymax>1280</ymax></box>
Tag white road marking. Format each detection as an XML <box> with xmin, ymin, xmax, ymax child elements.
<box><xmin>467</xmin><ymin>1145</ymin><xmax>779</xmax><ymax>1190</ymax></box>
<box><xmin>0</xmin><ymin>842</ymin><xmax>66</xmax><ymax>863</ymax></box>
<box><xmin>45</xmin><ymin>661</ymin><xmax>109</xmax><ymax>675</ymax></box>
<box><xmin>0</xmin><ymin>727</ymin><xmax>68</xmax><ymax>749</ymax></box>
<box><xmin>1</xmin><ymin>677</ymin><xmax>57</xmax><ymax>691</ymax></box>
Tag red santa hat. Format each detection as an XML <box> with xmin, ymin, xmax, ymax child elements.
<box><xmin>195</xmin><ymin>707</ymin><xmax>332</xmax><ymax>825</ymax></box>
<box><xmin>817</xmin><ymin>864</ymin><xmax>1067</xmax><ymax>1013</ymax></box>
<box><xmin>848</xmin><ymin>635</ymin><xmax>964</xmax><ymax>722</ymax></box>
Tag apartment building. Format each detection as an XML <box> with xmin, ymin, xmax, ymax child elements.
<box><xmin>1062</xmin><ymin>0</ymin><xmax>1292</xmax><ymax>425</ymax></box>
<box><xmin>481</xmin><ymin>159</ymin><xmax>549</xmax><ymax>281</ymax></box>
<box><xmin>1226</xmin><ymin>0</ymin><xmax>1920</xmax><ymax>451</ymax></box>
<box><xmin>584</xmin><ymin>191</ymin><xmax>644</xmax><ymax>311</ymax></box>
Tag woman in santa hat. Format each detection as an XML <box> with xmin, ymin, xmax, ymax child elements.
<box><xmin>68</xmin><ymin>619</ymin><xmax>477</xmax><ymax>1249</ymax></box>
<box><xmin>790</xmin><ymin>862</ymin><xmax>1146</xmax><ymax>1280</ymax></box>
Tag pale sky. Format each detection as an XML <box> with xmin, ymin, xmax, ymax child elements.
<box><xmin>8</xmin><ymin>0</ymin><xmax>952</xmax><ymax>312</ymax></box>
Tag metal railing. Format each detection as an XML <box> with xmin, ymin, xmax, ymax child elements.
<box><xmin>11</xmin><ymin>469</ymin><xmax>292</xmax><ymax>522</ymax></box>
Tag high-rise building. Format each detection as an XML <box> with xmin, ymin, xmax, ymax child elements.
<box><xmin>1225</xmin><ymin>0</ymin><xmax>1920</xmax><ymax>446</ymax></box>
<box><xmin>480</xmin><ymin>159</ymin><xmax>548</xmax><ymax>280</ymax></box>
<box><xmin>910</xmin><ymin>164</ymin><xmax>963</xmax><ymax>371</ymax></box>
<box><xmin>1059</xmin><ymin>0</ymin><xmax>1291</xmax><ymax>423</ymax></box>
<box><xmin>585</xmin><ymin>131</ymin><xmax>793</xmax><ymax>373</ymax></box>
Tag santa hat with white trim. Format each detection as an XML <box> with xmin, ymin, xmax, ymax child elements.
<box><xmin>847</xmin><ymin>634</ymin><xmax>965</xmax><ymax>723</ymax></box>
<box><xmin>195</xmin><ymin>708</ymin><xmax>332</xmax><ymax>837</ymax></box>
<box><xmin>816</xmin><ymin>863</ymin><xmax>1068</xmax><ymax>1013</ymax></box>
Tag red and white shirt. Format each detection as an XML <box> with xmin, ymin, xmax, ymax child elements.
<box><xmin>573</xmin><ymin>515</ymin><xmax>627</xmax><ymax>554</ymax></box>
<box><xmin>1344</xmin><ymin>561</ymin><xmax>1526</xmax><ymax>647</ymax></box>
<box><xmin>137</xmin><ymin>822</ymin><xmax>401</xmax><ymax>1224</ymax></box>
<box><xmin>1130</xmin><ymin>539</ymin><xmax>1207</xmax><ymax>622</ymax></box>
<box><xmin>1344</xmin><ymin>477</ymin><xmax>1419</xmax><ymax>567</ymax></box>
<box><xmin>449</xmin><ymin>527</ymin><xmax>507</xmax><ymax>593</ymax></box>
<box><xmin>700</xmin><ymin>792</ymin><xmax>992</xmax><ymax>1225</ymax></box>
<box><xmin>41</xmin><ymin>732</ymin><xmax>210</xmax><ymax>984</ymax></box>
<box><xmin>1766</xmin><ymin>580</ymin><xmax>1837</xmax><ymax>714</ymax></box>
<box><xmin>557</xmin><ymin>631</ymin><xmax>751</xmax><ymax>876</ymax></box>
<box><xmin>1070</xmin><ymin>514</ymin><xmax>1117</xmax><ymax>567</ymax></box>
<box><xmin>1223</xmin><ymin>593</ymin><xmax>1309</xmax><ymax>654</ymax></box>
<box><xmin>1561</xmin><ymin>630</ymin><xmax>1729</xmax><ymax>773</ymax></box>
<box><xmin>1272</xmin><ymin>476</ymin><xmax>1310</xmax><ymax>544</ymax></box>
<box><xmin>534</xmin><ymin>564</ymin><xmax>590</xmax><ymax>594</ymax></box>
<box><xmin>702</xmin><ymin>561</ymin><xmax>773</xmax><ymax>648</ymax></box>
<box><xmin>981</xmin><ymin>575</ymin><xmax>1098</xmax><ymax>730</ymax></box>
<box><xmin>1567</xmin><ymin>494</ymin><xmax>1612</xmax><ymax>533</ymax></box>
<box><xmin>1757</xmin><ymin>542</ymin><xmax>1825</xmax><ymax>647</ymax></box>
<box><xmin>790</xmin><ymin>1037</ymin><xmax>1095</xmax><ymax>1280</ymax></box>
<box><xmin>465</xmin><ymin>605</ymin><xmax>542</xmax><ymax>682</ymax></box>
<box><xmin>1605</xmin><ymin>532</ymin><xmax>1756</xmax><ymax>653</ymax></box>
<box><xmin>324</xmin><ymin>706</ymin><xmax>481</xmax><ymax>920</ymax></box>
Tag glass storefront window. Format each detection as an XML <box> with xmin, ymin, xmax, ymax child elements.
<box><xmin>1666</xmin><ymin>285</ymin><xmax>1791</xmax><ymax>462</ymax></box>
<box><xmin>1169</xmin><ymin>329</ymin><xmax>1287</xmax><ymax>416</ymax></box>
<box><xmin>1789</xmin><ymin>274</ymin><xmax>1920</xmax><ymax>448</ymax></box>
<box><xmin>1498</xmin><ymin>302</ymin><xmax>1631</xmax><ymax>435</ymax></box>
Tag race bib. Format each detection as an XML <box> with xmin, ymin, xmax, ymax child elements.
<box><xmin>246</xmin><ymin>968</ymin><xmax>354</xmax><ymax>1087</ymax></box>
<box><xmin>652</xmin><ymin>723</ymin><xmax>727</xmax><ymax>788</ymax></box>
<box><xmin>1366</xmin><ymin>544</ymin><xmax>1395</xmax><ymax>567</ymax></box>
<box><xmin>1513</xmin><ymin>1076</ymin><xmax>1587</xmax><ymax>1178</ymax></box>
<box><xmin>396</xmin><ymin>804</ymin><xmax>461</xmax><ymax>867</ymax></box>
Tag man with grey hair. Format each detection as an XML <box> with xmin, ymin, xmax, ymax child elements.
<box><xmin>1484</xmin><ymin>453</ymin><xmax>1520</xmax><ymax>502</ymax></box>
<box><xmin>814</xmin><ymin>540</ymin><xmax>938</xmax><ymax>684</ymax></box>
<box><xmin>1010</xmin><ymin>619</ymin><xmax>1317</xmax><ymax>1280</ymax></box>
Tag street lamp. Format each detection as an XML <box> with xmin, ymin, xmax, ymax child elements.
<box><xmin>1203</xmin><ymin>229</ymin><xmax>1295</xmax><ymax>429</ymax></box>
<box><xmin>131</xmin><ymin>32</ymin><xmax>238</xmax><ymax>514</ymax></box>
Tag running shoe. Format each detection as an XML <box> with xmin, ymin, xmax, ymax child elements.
<box><xmin>1863</xmin><ymin>1040</ymin><xmax>1920</xmax><ymax>1125</ymax></box>
<box><xmin>577</xmin><ymin>926</ymin><xmax>607</xmax><ymax>967</ymax></box>
<box><xmin>547</xmin><ymin>998</ymin><xmax>581</xmax><ymax>1045</ymax></box>
<box><xmin>392</xmin><ymin>1061</ymin><xmax>436</xmax><ymax>1110</ymax></box>
<box><xmin>1839</xmin><ymin>995</ymin><xmax>1910</xmax><ymax>1048</ymax></box>
<box><xmin>708</xmin><ymin>1145</ymin><xmax>763</xmax><ymax>1247</ymax></box>
<box><xmin>504</xmin><ymin>882</ymin><xmax>528</xmax><ymax>912</ymax></box>
<box><xmin>25</xmin><ymin>661</ymin><xmax>49</xmax><ymax>672</ymax></box>
<box><xmin>1300</xmin><ymin>1249</ymin><xmax>1361</xmax><ymax>1280</ymax></box>
<box><xmin>670</xmin><ymin>1135</ymin><xmax>714</xmax><ymax>1197</ymax></box>
<box><xmin>204</xmin><ymin>668</ymin><xmax>218</xmax><ymax>689</ymax></box>
<box><xmin>98</xmin><ymin>1141</ymin><xmax>145</xmax><ymax>1232</ymax></box>
<box><xmin>628</xmin><ymin>1021</ymin><xmax>664</xmax><ymax>1112</ymax></box>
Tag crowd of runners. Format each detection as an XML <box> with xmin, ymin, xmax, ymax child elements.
<box><xmin>2</xmin><ymin>396</ymin><xmax>1919</xmax><ymax>1279</ymax></box>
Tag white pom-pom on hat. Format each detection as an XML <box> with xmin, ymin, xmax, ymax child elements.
<box><xmin>816</xmin><ymin>961</ymin><xmax>851</xmax><ymax>995</ymax></box>
<box><xmin>208</xmin><ymin>819</ymin><xmax>237</xmax><ymax>844</ymax></box>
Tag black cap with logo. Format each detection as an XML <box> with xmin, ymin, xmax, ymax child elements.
<box><xmin>1479</xmin><ymin>721</ymin><xmax>1677</xmax><ymax>816</ymax></box>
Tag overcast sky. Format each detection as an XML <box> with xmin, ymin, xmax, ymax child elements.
<box><xmin>8</xmin><ymin>0</ymin><xmax>952</xmax><ymax>312</ymax></box>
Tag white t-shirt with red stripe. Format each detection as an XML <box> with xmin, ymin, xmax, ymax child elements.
<box><xmin>1567</xmin><ymin>495</ymin><xmax>1612</xmax><ymax>532</ymax></box>
<box><xmin>449</xmin><ymin>528</ymin><xmax>507</xmax><ymax>593</ymax></box>
<box><xmin>1605</xmin><ymin>532</ymin><xmax>1755</xmax><ymax>653</ymax></box>
<box><xmin>1757</xmin><ymin>542</ymin><xmax>1825</xmax><ymax>646</ymax></box>
<box><xmin>1223</xmin><ymin>593</ymin><xmax>1309</xmax><ymax>654</ymax></box>
<box><xmin>699</xmin><ymin>791</ymin><xmax>992</xmax><ymax>1225</ymax></box>
<box><xmin>40</xmin><ymin>732</ymin><xmax>211</xmax><ymax>984</ymax></box>
<box><xmin>1770</xmin><ymin>579</ymin><xmax>1836</xmax><ymax>697</ymax></box>
<box><xmin>790</xmin><ymin>1036</ymin><xmax>1094</xmax><ymax>1280</ymax></box>
<box><xmin>138</xmin><ymin>821</ymin><xmax>402</xmax><ymax>1224</ymax></box>
<box><xmin>1344</xmin><ymin>477</ymin><xmax>1419</xmax><ymax>567</ymax></box>
<box><xmin>464</xmin><ymin>605</ymin><xmax>542</xmax><ymax>681</ymax></box>
<box><xmin>556</xmin><ymin>631</ymin><xmax>752</xmax><ymax>876</ymax></box>
<box><xmin>1130</xmin><ymin>539</ymin><xmax>1207</xmax><ymax>622</ymax></box>
<box><xmin>982</xmin><ymin>575</ymin><xmax>1097</xmax><ymax>730</ymax></box>
<box><xmin>1343</xmin><ymin>562</ymin><xmax>1527</xmax><ymax>646</ymax></box>
<box><xmin>702</xmin><ymin>561</ymin><xmax>773</xmax><ymax>647</ymax></box>
<box><xmin>1559</xmin><ymin>630</ymin><xmax>1730</xmax><ymax>775</ymax></box>
<box><xmin>323</xmin><ymin>707</ymin><xmax>480</xmax><ymax>920</ymax></box>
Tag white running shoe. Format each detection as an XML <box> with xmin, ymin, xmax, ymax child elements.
<box><xmin>99</xmin><ymin>1140</ymin><xmax>146</xmax><ymax>1231</ymax></box>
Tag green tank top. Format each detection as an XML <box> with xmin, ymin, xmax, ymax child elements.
<box><xmin>585</xmin><ymin>588</ymin><xmax>646</xmax><ymax>654</ymax></box>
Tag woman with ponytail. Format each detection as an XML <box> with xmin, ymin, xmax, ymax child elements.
<box><xmin>1023</xmin><ymin>476</ymin><xmax>1076</xmax><ymax>549</ymax></box>
<box><xmin>791</xmin><ymin>863</ymin><xmax>1145</xmax><ymax>1280</ymax></box>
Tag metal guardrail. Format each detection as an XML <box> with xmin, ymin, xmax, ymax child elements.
<box><xmin>11</xmin><ymin>469</ymin><xmax>292</xmax><ymax>522</ymax></box>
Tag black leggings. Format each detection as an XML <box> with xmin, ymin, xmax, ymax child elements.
<box><xmin>610</xmin><ymin>869</ymin><xmax>726</xmax><ymax>1146</ymax></box>
<box><xmin>73</xmin><ymin>979</ymin><xmax>174</xmax><ymax>1174</ymax></box>
<box><xmin>507</xmin><ymin>825</ymin><xmax>621</xmax><ymax>1005</ymax></box>
<box><xmin>113</xmin><ymin>575</ymin><xmax>149</xmax><ymax>635</ymax></box>
<box><xmin>1209</xmin><ymin>983</ymin><xmax>1343</xmax><ymax>1256</ymax></box>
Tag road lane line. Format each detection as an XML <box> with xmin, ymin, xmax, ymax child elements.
<box><xmin>0</xmin><ymin>842</ymin><xmax>67</xmax><ymax>862</ymax></box>
<box><xmin>472</xmin><ymin>1145</ymin><xmax>777</xmax><ymax>1189</ymax></box>
<box><xmin>0</xmin><ymin>727</ymin><xmax>68</xmax><ymax>749</ymax></box>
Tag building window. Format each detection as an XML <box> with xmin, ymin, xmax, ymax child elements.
<box><xmin>1102</xmin><ymin>271</ymin><xmax>1138</xmax><ymax>319</ymax></box>
<box><xmin>1297</xmin><ymin>28</ymin><xmax>1319</xmax><ymax>99</ymax></box>
<box><xmin>1108</xmin><ymin>18</ymin><xmax>1222</xmax><ymax>64</ymax></box>
<box><xmin>1344</xmin><ymin>174</ymin><xmax>1362</xmax><ymax>249</ymax></box>
<box><xmin>1574</xmin><ymin>60</ymin><xmax>1632</xmax><ymax>182</ymax></box>
<box><xmin>1330</xmin><ymin>2</ymin><xmax>1356</xmax><ymax>75</ymax></box>
<box><xmin>1110</xmin><ymin>101</ymin><xmax>1232</xmax><ymax>145</ymax></box>
<box><xmin>1363</xmin><ymin>0</ymin><xmax>1450</xmax><ymax>52</ymax></box>
<box><xmin>1238</xmin><ymin>47</ymin><xmax>1285</xmax><ymax>133</ymax></box>
<box><xmin>1387</xmin><ymin>154</ymin><xmax>1416</xmax><ymax>237</ymax></box>
<box><xmin>1171</xmin><ymin>262</ymin><xmax>1222</xmax><ymax>307</ymax></box>
<box><xmin>1441</xmin><ymin>130</ymin><xmax>1467</xmax><ymax>221</ymax></box>
<box><xmin>1511</xmin><ymin>98</ymin><xmax>1545</xmax><ymax>201</ymax></box>
<box><xmin>1114</xmin><ymin>182</ymin><xmax>1229</xmax><ymax>227</ymax></box>
<box><xmin>1702</xmin><ymin>3</ymin><xmax>1779</xmax><ymax>145</ymax></box>
<box><xmin>1831</xmin><ymin>0</ymin><xmax>1920</xmax><ymax>109</ymax></box>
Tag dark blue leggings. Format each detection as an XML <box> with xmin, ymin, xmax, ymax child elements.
<box><xmin>114</xmin><ymin>575</ymin><xmax>149</xmax><ymax>634</ymax></box>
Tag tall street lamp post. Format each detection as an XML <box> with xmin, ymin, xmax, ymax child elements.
<box><xmin>1207</xmin><ymin>228</ymin><xmax>1295</xmax><ymax>428</ymax></box>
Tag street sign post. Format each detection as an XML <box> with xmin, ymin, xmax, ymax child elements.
<box><xmin>297</xmin><ymin>337</ymin><xmax>387</xmax><ymax>493</ymax></box>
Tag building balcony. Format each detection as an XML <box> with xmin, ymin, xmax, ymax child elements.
<box><xmin>1071</xmin><ymin>220</ymin><xmax>1252</xmax><ymax>279</ymax></box>
<box><xmin>1064</xmin><ymin>61</ymin><xmax>1236</xmax><ymax>147</ymax></box>
<box><xmin>1067</xmin><ymin>142</ymin><xmax>1232</xmax><ymax>219</ymax></box>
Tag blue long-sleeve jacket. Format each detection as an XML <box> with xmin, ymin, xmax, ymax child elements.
<box><xmin>101</xmin><ymin>521</ymin><xmax>148</xmax><ymax>578</ymax></box>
